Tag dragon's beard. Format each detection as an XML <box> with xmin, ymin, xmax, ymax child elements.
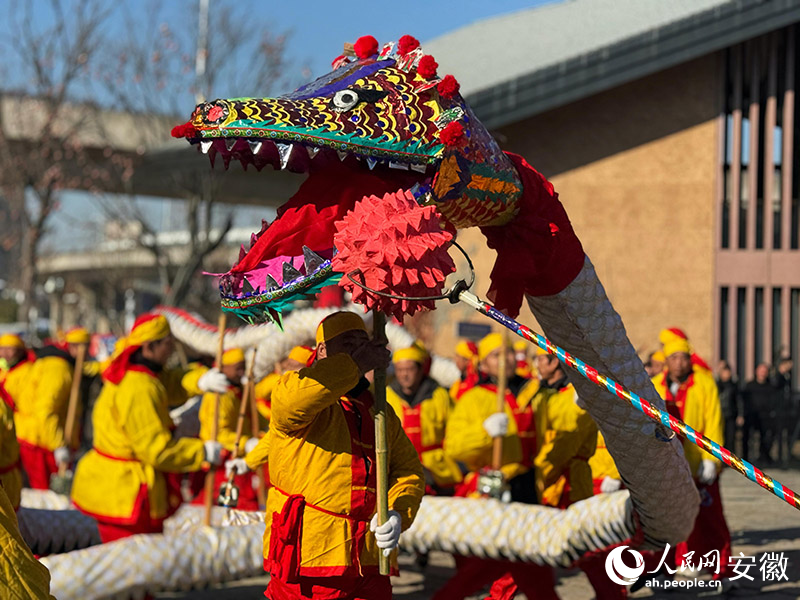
<box><xmin>219</xmin><ymin>150</ymin><xmax>430</xmax><ymax>312</ymax></box>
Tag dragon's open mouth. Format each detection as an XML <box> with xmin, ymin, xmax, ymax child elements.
<box><xmin>201</xmin><ymin>138</ymin><xmax>436</xmax><ymax>324</ymax></box>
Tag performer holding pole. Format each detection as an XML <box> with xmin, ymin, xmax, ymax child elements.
<box><xmin>491</xmin><ymin>331</ymin><xmax>509</xmax><ymax>471</ymax></box>
<box><xmin>203</xmin><ymin>313</ymin><xmax>227</xmax><ymax>526</ymax></box>
<box><xmin>50</xmin><ymin>342</ymin><xmax>87</xmax><ymax>493</ymax></box>
<box><xmin>262</xmin><ymin>311</ymin><xmax>423</xmax><ymax>600</ymax></box>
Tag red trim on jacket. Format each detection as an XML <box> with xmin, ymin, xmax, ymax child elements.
<box><xmin>479</xmin><ymin>383</ymin><xmax>538</xmax><ymax>468</ymax></box>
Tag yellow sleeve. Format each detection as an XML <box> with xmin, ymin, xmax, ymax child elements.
<box><xmin>271</xmin><ymin>354</ymin><xmax>360</xmax><ymax>434</ymax></box>
<box><xmin>176</xmin><ymin>365</ymin><xmax>209</xmax><ymax>400</ymax></box>
<box><xmin>386</xmin><ymin>402</ymin><xmax>425</xmax><ymax>531</ymax></box>
<box><xmin>535</xmin><ymin>407</ymin><xmax>596</xmax><ymax>487</ymax></box>
<box><xmin>198</xmin><ymin>390</ymin><xmax>244</xmax><ymax>453</ymax></box>
<box><xmin>254</xmin><ymin>373</ymin><xmax>279</xmax><ymax>400</ymax></box>
<box><xmin>444</xmin><ymin>387</ymin><xmax>520</xmax><ymax>472</ymax></box>
<box><xmin>34</xmin><ymin>359</ymin><xmax>73</xmax><ymax>450</ymax></box>
<box><xmin>245</xmin><ymin>433</ymin><xmax>270</xmax><ymax>470</ymax></box>
<box><xmin>82</xmin><ymin>360</ymin><xmax>102</xmax><ymax>378</ymax></box>
<box><xmin>119</xmin><ymin>377</ymin><xmax>205</xmax><ymax>473</ymax></box>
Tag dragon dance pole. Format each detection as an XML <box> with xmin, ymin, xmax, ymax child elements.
<box><xmin>455</xmin><ymin>288</ymin><xmax>800</xmax><ymax>512</ymax></box>
<box><xmin>372</xmin><ymin>310</ymin><xmax>391</xmax><ymax>575</ymax></box>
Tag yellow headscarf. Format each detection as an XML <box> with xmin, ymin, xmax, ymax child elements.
<box><xmin>315</xmin><ymin>312</ymin><xmax>366</xmax><ymax>344</ymax></box>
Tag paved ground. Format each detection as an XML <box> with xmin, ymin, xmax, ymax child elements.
<box><xmin>157</xmin><ymin>467</ymin><xmax>800</xmax><ymax>599</ymax></box>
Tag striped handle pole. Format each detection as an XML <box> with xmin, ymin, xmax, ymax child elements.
<box><xmin>457</xmin><ymin>289</ymin><xmax>800</xmax><ymax>512</ymax></box>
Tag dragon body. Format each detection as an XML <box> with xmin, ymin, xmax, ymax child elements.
<box><xmin>173</xmin><ymin>35</ymin><xmax>699</xmax><ymax>550</ymax></box>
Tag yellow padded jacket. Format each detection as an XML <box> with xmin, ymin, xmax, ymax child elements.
<box><xmin>535</xmin><ymin>382</ymin><xmax>598</xmax><ymax>507</ymax></box>
<box><xmin>71</xmin><ymin>369</ymin><xmax>206</xmax><ymax>524</ymax></box>
<box><xmin>265</xmin><ymin>353</ymin><xmax>424</xmax><ymax>577</ymax></box>
<box><xmin>17</xmin><ymin>350</ymin><xmax>75</xmax><ymax>451</ymax></box>
<box><xmin>445</xmin><ymin>379</ymin><xmax>548</xmax><ymax>483</ymax></box>
<box><xmin>387</xmin><ymin>379</ymin><xmax>462</xmax><ymax>487</ymax></box>
<box><xmin>0</xmin><ymin>484</ymin><xmax>54</xmax><ymax>599</ymax></box>
<box><xmin>652</xmin><ymin>369</ymin><xmax>723</xmax><ymax>478</ymax></box>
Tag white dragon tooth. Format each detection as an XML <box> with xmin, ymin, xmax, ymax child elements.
<box><xmin>276</xmin><ymin>143</ymin><xmax>292</xmax><ymax>169</ymax></box>
<box><xmin>200</xmin><ymin>140</ymin><xmax>213</xmax><ymax>154</ymax></box>
<box><xmin>282</xmin><ymin>261</ymin><xmax>302</xmax><ymax>283</ymax></box>
<box><xmin>302</xmin><ymin>246</ymin><xmax>325</xmax><ymax>273</ymax></box>
<box><xmin>248</xmin><ymin>140</ymin><xmax>263</xmax><ymax>155</ymax></box>
<box><xmin>225</xmin><ymin>138</ymin><xmax>236</xmax><ymax>151</ymax></box>
<box><xmin>366</xmin><ymin>157</ymin><xmax>378</xmax><ymax>170</ymax></box>
<box><xmin>410</xmin><ymin>163</ymin><xmax>427</xmax><ymax>173</ymax></box>
<box><xmin>307</xmin><ymin>147</ymin><xmax>320</xmax><ymax>159</ymax></box>
<box><xmin>264</xmin><ymin>275</ymin><xmax>279</xmax><ymax>291</ymax></box>
<box><xmin>337</xmin><ymin>151</ymin><xmax>348</xmax><ymax>162</ymax></box>
<box><xmin>389</xmin><ymin>161</ymin><xmax>409</xmax><ymax>170</ymax></box>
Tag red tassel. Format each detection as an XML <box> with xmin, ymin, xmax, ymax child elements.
<box><xmin>354</xmin><ymin>35</ymin><xmax>379</xmax><ymax>59</ymax></box>
<box><xmin>397</xmin><ymin>35</ymin><xmax>420</xmax><ymax>55</ymax></box>
<box><xmin>437</xmin><ymin>75</ymin><xmax>460</xmax><ymax>99</ymax></box>
<box><xmin>417</xmin><ymin>55</ymin><xmax>438</xmax><ymax>79</ymax></box>
<box><xmin>439</xmin><ymin>121</ymin><xmax>466</xmax><ymax>147</ymax></box>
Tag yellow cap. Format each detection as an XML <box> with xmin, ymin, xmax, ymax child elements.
<box><xmin>534</xmin><ymin>345</ymin><xmax>549</xmax><ymax>357</ymax></box>
<box><xmin>393</xmin><ymin>342</ymin><xmax>429</xmax><ymax>365</ymax></box>
<box><xmin>659</xmin><ymin>328</ymin><xmax>688</xmax><ymax>346</ymax></box>
<box><xmin>288</xmin><ymin>345</ymin><xmax>314</xmax><ymax>365</ymax></box>
<box><xmin>127</xmin><ymin>314</ymin><xmax>171</xmax><ymax>346</ymax></box>
<box><xmin>651</xmin><ymin>350</ymin><xmax>666</xmax><ymax>363</ymax></box>
<box><xmin>477</xmin><ymin>332</ymin><xmax>509</xmax><ymax>362</ymax></box>
<box><xmin>0</xmin><ymin>334</ymin><xmax>24</xmax><ymax>349</ymax></box>
<box><xmin>315</xmin><ymin>312</ymin><xmax>366</xmax><ymax>345</ymax></box>
<box><xmin>455</xmin><ymin>340</ymin><xmax>478</xmax><ymax>360</ymax></box>
<box><xmin>513</xmin><ymin>340</ymin><xmax>527</xmax><ymax>353</ymax></box>
<box><xmin>65</xmin><ymin>327</ymin><xmax>90</xmax><ymax>344</ymax></box>
<box><xmin>663</xmin><ymin>339</ymin><xmax>691</xmax><ymax>358</ymax></box>
<box><xmin>222</xmin><ymin>348</ymin><xmax>246</xmax><ymax>366</ymax></box>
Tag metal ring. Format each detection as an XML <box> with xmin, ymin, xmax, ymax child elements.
<box><xmin>345</xmin><ymin>240</ymin><xmax>475</xmax><ymax>302</ymax></box>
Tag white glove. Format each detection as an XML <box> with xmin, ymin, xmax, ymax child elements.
<box><xmin>370</xmin><ymin>510</ymin><xmax>402</xmax><ymax>557</ymax></box>
<box><xmin>54</xmin><ymin>446</ymin><xmax>71</xmax><ymax>467</ymax></box>
<box><xmin>198</xmin><ymin>368</ymin><xmax>229</xmax><ymax>394</ymax></box>
<box><xmin>483</xmin><ymin>412</ymin><xmax>509</xmax><ymax>438</ymax></box>
<box><xmin>203</xmin><ymin>440</ymin><xmax>224</xmax><ymax>466</ymax></box>
<box><xmin>240</xmin><ymin>375</ymin><xmax>250</xmax><ymax>386</ymax></box>
<box><xmin>225</xmin><ymin>457</ymin><xmax>249</xmax><ymax>478</ymax></box>
<box><xmin>244</xmin><ymin>437</ymin><xmax>260</xmax><ymax>454</ymax></box>
<box><xmin>600</xmin><ymin>477</ymin><xmax>622</xmax><ymax>494</ymax></box>
<box><xmin>697</xmin><ymin>459</ymin><xmax>717</xmax><ymax>485</ymax></box>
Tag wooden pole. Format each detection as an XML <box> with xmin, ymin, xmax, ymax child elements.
<box><xmin>203</xmin><ymin>313</ymin><xmax>227</xmax><ymax>526</ymax></box>
<box><xmin>372</xmin><ymin>310</ymin><xmax>390</xmax><ymax>575</ymax></box>
<box><xmin>60</xmin><ymin>343</ymin><xmax>87</xmax><ymax>477</ymax></box>
<box><xmin>249</xmin><ymin>373</ymin><xmax>267</xmax><ymax>507</ymax></box>
<box><xmin>491</xmin><ymin>330</ymin><xmax>509</xmax><ymax>470</ymax></box>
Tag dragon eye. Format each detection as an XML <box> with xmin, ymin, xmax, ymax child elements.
<box><xmin>331</xmin><ymin>89</ymin><xmax>360</xmax><ymax>112</ymax></box>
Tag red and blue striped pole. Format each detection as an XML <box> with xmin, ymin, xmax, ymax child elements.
<box><xmin>456</xmin><ymin>289</ymin><xmax>800</xmax><ymax>512</ymax></box>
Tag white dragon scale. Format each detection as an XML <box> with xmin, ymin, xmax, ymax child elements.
<box><xmin>526</xmin><ymin>257</ymin><xmax>699</xmax><ymax>547</ymax></box>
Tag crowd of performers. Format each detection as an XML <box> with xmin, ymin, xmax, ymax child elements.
<box><xmin>0</xmin><ymin>312</ymin><xmax>735</xmax><ymax>599</ymax></box>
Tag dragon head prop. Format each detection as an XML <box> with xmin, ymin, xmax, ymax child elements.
<box><xmin>173</xmin><ymin>34</ymin><xmax>583</xmax><ymax>324</ymax></box>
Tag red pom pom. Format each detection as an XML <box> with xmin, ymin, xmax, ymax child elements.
<box><xmin>417</xmin><ymin>55</ymin><xmax>438</xmax><ymax>79</ymax></box>
<box><xmin>332</xmin><ymin>190</ymin><xmax>455</xmax><ymax>320</ymax></box>
<box><xmin>397</xmin><ymin>35</ymin><xmax>420</xmax><ymax>55</ymax></box>
<box><xmin>354</xmin><ymin>35</ymin><xmax>379</xmax><ymax>59</ymax></box>
<box><xmin>437</xmin><ymin>74</ymin><xmax>460</xmax><ymax>98</ymax></box>
<box><xmin>171</xmin><ymin>122</ymin><xmax>198</xmax><ymax>138</ymax></box>
<box><xmin>439</xmin><ymin>121</ymin><xmax>465</xmax><ymax>147</ymax></box>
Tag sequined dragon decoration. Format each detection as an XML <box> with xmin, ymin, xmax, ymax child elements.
<box><xmin>172</xmin><ymin>35</ymin><xmax>700</xmax><ymax>550</ymax></box>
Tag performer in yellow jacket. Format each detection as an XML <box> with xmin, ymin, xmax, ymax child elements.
<box><xmin>437</xmin><ymin>333</ymin><xmax>561</xmax><ymax>600</ymax></box>
<box><xmin>589</xmin><ymin>431</ymin><xmax>622</xmax><ymax>495</ymax></box>
<box><xmin>449</xmin><ymin>340</ymin><xmax>479</xmax><ymax>401</ymax></box>
<box><xmin>0</xmin><ymin>484</ymin><xmax>55</xmax><ymax>599</ymax></box>
<box><xmin>652</xmin><ymin>338</ymin><xmax>732</xmax><ymax>580</ymax></box>
<box><xmin>534</xmin><ymin>349</ymin><xmax>597</xmax><ymax>508</ymax></box>
<box><xmin>387</xmin><ymin>343</ymin><xmax>461</xmax><ymax>494</ymax></box>
<box><xmin>17</xmin><ymin>327</ymin><xmax>89</xmax><ymax>489</ymax></box>
<box><xmin>254</xmin><ymin>345</ymin><xmax>313</xmax><ymax>424</ymax></box>
<box><xmin>0</xmin><ymin>334</ymin><xmax>32</xmax><ymax>509</ymax></box>
<box><xmin>264</xmin><ymin>311</ymin><xmax>424</xmax><ymax>600</ymax></box>
<box><xmin>195</xmin><ymin>347</ymin><xmax>263</xmax><ymax>510</ymax></box>
<box><xmin>71</xmin><ymin>313</ymin><xmax>224</xmax><ymax>543</ymax></box>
